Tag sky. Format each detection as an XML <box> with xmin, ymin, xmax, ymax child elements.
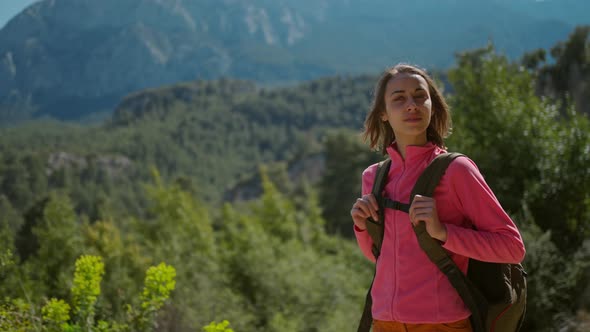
<box><xmin>0</xmin><ymin>0</ymin><xmax>39</xmax><ymax>28</ymax></box>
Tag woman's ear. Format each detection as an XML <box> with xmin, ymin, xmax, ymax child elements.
<box><xmin>380</xmin><ymin>111</ymin><xmax>388</xmax><ymax>122</ymax></box>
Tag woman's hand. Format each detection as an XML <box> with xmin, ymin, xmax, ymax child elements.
<box><xmin>409</xmin><ymin>195</ymin><xmax>447</xmax><ymax>242</ymax></box>
<box><xmin>350</xmin><ymin>194</ymin><xmax>379</xmax><ymax>231</ymax></box>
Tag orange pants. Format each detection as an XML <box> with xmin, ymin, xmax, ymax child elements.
<box><xmin>373</xmin><ymin>318</ymin><xmax>472</xmax><ymax>332</ymax></box>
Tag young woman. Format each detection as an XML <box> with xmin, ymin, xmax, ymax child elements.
<box><xmin>350</xmin><ymin>64</ymin><xmax>525</xmax><ymax>332</ymax></box>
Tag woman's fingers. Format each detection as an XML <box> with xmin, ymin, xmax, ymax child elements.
<box><xmin>412</xmin><ymin>207</ymin><xmax>435</xmax><ymax>215</ymax></box>
<box><xmin>411</xmin><ymin>195</ymin><xmax>434</xmax><ymax>206</ymax></box>
<box><xmin>409</xmin><ymin>195</ymin><xmax>436</xmax><ymax>225</ymax></box>
<box><xmin>351</xmin><ymin>204</ymin><xmax>368</xmax><ymax>219</ymax></box>
<box><xmin>365</xmin><ymin>194</ymin><xmax>380</xmax><ymax>213</ymax></box>
<box><xmin>363</xmin><ymin>195</ymin><xmax>379</xmax><ymax>221</ymax></box>
<box><xmin>351</xmin><ymin>196</ymin><xmax>377</xmax><ymax>231</ymax></box>
<box><xmin>356</xmin><ymin>198</ymin><xmax>378</xmax><ymax>220</ymax></box>
<box><xmin>350</xmin><ymin>207</ymin><xmax>368</xmax><ymax>230</ymax></box>
<box><xmin>351</xmin><ymin>194</ymin><xmax>379</xmax><ymax>221</ymax></box>
<box><xmin>412</xmin><ymin>210</ymin><xmax>434</xmax><ymax>223</ymax></box>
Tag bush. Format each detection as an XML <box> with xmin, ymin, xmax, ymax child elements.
<box><xmin>0</xmin><ymin>255</ymin><xmax>176</xmax><ymax>332</ymax></box>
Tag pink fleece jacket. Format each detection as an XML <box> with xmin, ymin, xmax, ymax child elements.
<box><xmin>354</xmin><ymin>142</ymin><xmax>525</xmax><ymax>323</ymax></box>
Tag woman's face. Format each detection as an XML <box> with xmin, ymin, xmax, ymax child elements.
<box><xmin>381</xmin><ymin>73</ymin><xmax>432</xmax><ymax>145</ymax></box>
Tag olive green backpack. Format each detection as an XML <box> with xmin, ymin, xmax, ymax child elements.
<box><xmin>357</xmin><ymin>152</ymin><xmax>527</xmax><ymax>332</ymax></box>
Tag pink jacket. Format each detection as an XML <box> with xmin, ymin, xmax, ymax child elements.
<box><xmin>354</xmin><ymin>142</ymin><xmax>525</xmax><ymax>323</ymax></box>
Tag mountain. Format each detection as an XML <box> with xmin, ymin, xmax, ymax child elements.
<box><xmin>0</xmin><ymin>0</ymin><xmax>587</xmax><ymax>123</ymax></box>
<box><xmin>495</xmin><ymin>0</ymin><xmax>590</xmax><ymax>25</ymax></box>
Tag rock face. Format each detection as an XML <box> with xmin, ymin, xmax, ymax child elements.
<box><xmin>47</xmin><ymin>151</ymin><xmax>132</xmax><ymax>177</ymax></box>
<box><xmin>0</xmin><ymin>0</ymin><xmax>331</xmax><ymax>120</ymax></box>
<box><xmin>224</xmin><ymin>152</ymin><xmax>326</xmax><ymax>202</ymax></box>
<box><xmin>0</xmin><ymin>0</ymin><xmax>321</xmax><ymax>97</ymax></box>
<box><xmin>0</xmin><ymin>0</ymin><xmax>583</xmax><ymax>121</ymax></box>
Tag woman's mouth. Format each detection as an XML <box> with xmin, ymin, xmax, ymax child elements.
<box><xmin>404</xmin><ymin>117</ymin><xmax>422</xmax><ymax>123</ymax></box>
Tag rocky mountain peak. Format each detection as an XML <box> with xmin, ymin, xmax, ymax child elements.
<box><xmin>0</xmin><ymin>0</ymin><xmax>585</xmax><ymax>123</ymax></box>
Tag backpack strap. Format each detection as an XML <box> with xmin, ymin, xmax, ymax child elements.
<box><xmin>409</xmin><ymin>152</ymin><xmax>460</xmax><ymax>199</ymax></box>
<box><xmin>409</xmin><ymin>153</ymin><xmax>488</xmax><ymax>332</ymax></box>
<box><xmin>365</xmin><ymin>158</ymin><xmax>391</xmax><ymax>259</ymax></box>
<box><xmin>383</xmin><ymin>199</ymin><xmax>410</xmax><ymax>213</ymax></box>
<box><xmin>357</xmin><ymin>158</ymin><xmax>390</xmax><ymax>332</ymax></box>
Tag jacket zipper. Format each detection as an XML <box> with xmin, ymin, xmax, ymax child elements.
<box><xmin>390</xmin><ymin>161</ymin><xmax>406</xmax><ymax>320</ymax></box>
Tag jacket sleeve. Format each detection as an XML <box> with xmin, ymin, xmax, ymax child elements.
<box><xmin>441</xmin><ymin>157</ymin><xmax>526</xmax><ymax>264</ymax></box>
<box><xmin>354</xmin><ymin>164</ymin><xmax>379</xmax><ymax>263</ymax></box>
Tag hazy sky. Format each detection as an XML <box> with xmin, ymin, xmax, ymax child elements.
<box><xmin>0</xmin><ymin>0</ymin><xmax>39</xmax><ymax>28</ymax></box>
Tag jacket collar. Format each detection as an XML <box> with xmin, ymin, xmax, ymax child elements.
<box><xmin>386</xmin><ymin>141</ymin><xmax>437</xmax><ymax>165</ymax></box>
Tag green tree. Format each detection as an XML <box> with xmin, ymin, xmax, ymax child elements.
<box><xmin>447</xmin><ymin>44</ymin><xmax>556</xmax><ymax>213</ymax></box>
<box><xmin>447</xmin><ymin>45</ymin><xmax>590</xmax><ymax>330</ymax></box>
<box><xmin>319</xmin><ymin>129</ymin><xmax>381</xmax><ymax>237</ymax></box>
<box><xmin>219</xmin><ymin>169</ymin><xmax>371</xmax><ymax>332</ymax></box>
<box><xmin>71</xmin><ymin>255</ymin><xmax>105</xmax><ymax>330</ymax></box>
<box><xmin>23</xmin><ymin>194</ymin><xmax>84</xmax><ymax>300</ymax></box>
<box><xmin>0</xmin><ymin>196</ymin><xmax>22</xmax><ymax>298</ymax></box>
<box><xmin>132</xmin><ymin>263</ymin><xmax>176</xmax><ymax>332</ymax></box>
<box><xmin>81</xmin><ymin>219</ymin><xmax>148</xmax><ymax>321</ymax></box>
<box><xmin>536</xmin><ymin>25</ymin><xmax>590</xmax><ymax>115</ymax></box>
<box><xmin>133</xmin><ymin>171</ymin><xmax>240</xmax><ymax>331</ymax></box>
<box><xmin>0</xmin><ymin>156</ymin><xmax>34</xmax><ymax>211</ymax></box>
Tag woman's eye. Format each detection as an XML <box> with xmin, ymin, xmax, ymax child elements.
<box><xmin>393</xmin><ymin>96</ymin><xmax>405</xmax><ymax>102</ymax></box>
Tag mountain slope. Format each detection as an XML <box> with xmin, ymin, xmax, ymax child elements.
<box><xmin>0</xmin><ymin>0</ymin><xmax>585</xmax><ymax>122</ymax></box>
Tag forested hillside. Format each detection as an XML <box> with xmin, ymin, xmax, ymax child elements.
<box><xmin>0</xmin><ymin>74</ymin><xmax>376</xmax><ymax>214</ymax></box>
<box><xmin>1</xmin><ymin>27</ymin><xmax>590</xmax><ymax>331</ymax></box>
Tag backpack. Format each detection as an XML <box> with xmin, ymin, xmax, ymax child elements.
<box><xmin>357</xmin><ymin>152</ymin><xmax>527</xmax><ymax>332</ymax></box>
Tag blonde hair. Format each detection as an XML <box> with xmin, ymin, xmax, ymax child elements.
<box><xmin>363</xmin><ymin>64</ymin><xmax>451</xmax><ymax>154</ymax></box>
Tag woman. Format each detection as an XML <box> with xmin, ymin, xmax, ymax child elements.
<box><xmin>350</xmin><ymin>64</ymin><xmax>525</xmax><ymax>332</ymax></box>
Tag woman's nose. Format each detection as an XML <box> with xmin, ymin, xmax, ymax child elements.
<box><xmin>407</xmin><ymin>97</ymin><xmax>418</xmax><ymax>111</ymax></box>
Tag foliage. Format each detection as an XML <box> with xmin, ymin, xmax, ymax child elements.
<box><xmin>71</xmin><ymin>255</ymin><xmax>104</xmax><ymax>330</ymax></box>
<box><xmin>16</xmin><ymin>194</ymin><xmax>84</xmax><ymax>301</ymax></box>
<box><xmin>0</xmin><ymin>254</ymin><xmax>175</xmax><ymax>332</ymax></box>
<box><xmin>447</xmin><ymin>44</ymin><xmax>552</xmax><ymax>212</ymax></box>
<box><xmin>135</xmin><ymin>263</ymin><xmax>176</xmax><ymax>332</ymax></box>
<box><xmin>448</xmin><ymin>43</ymin><xmax>590</xmax><ymax>251</ymax></box>
<box><xmin>521</xmin><ymin>219</ymin><xmax>590</xmax><ymax>331</ymax></box>
<box><xmin>319</xmin><ymin>129</ymin><xmax>382</xmax><ymax>236</ymax></box>
<box><xmin>539</xmin><ymin>26</ymin><xmax>590</xmax><ymax>115</ymax></box>
<box><xmin>203</xmin><ymin>320</ymin><xmax>234</xmax><ymax>332</ymax></box>
<box><xmin>42</xmin><ymin>298</ymin><xmax>71</xmax><ymax>332</ymax></box>
<box><xmin>446</xmin><ymin>44</ymin><xmax>590</xmax><ymax>330</ymax></box>
<box><xmin>525</xmin><ymin>104</ymin><xmax>590</xmax><ymax>251</ymax></box>
<box><xmin>80</xmin><ymin>219</ymin><xmax>147</xmax><ymax>321</ymax></box>
<box><xmin>218</xmin><ymin>169</ymin><xmax>370</xmax><ymax>331</ymax></box>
